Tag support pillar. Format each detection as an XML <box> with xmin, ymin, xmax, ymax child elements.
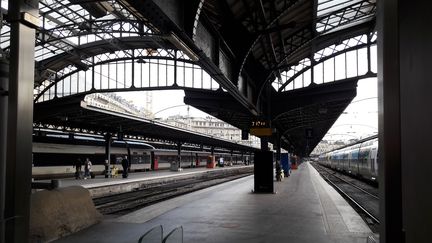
<box><xmin>260</xmin><ymin>137</ymin><xmax>268</xmax><ymax>151</ymax></box>
<box><xmin>171</xmin><ymin>142</ymin><xmax>182</xmax><ymax>171</ymax></box>
<box><xmin>0</xmin><ymin>55</ymin><xmax>9</xmax><ymax>243</ymax></box>
<box><xmin>253</xmin><ymin>150</ymin><xmax>274</xmax><ymax>193</ymax></box>
<box><xmin>4</xmin><ymin>1</ymin><xmax>38</xmax><ymax>242</ymax></box>
<box><xmin>125</xmin><ymin>141</ymin><xmax>131</xmax><ymax>171</ymax></box>
<box><xmin>207</xmin><ymin>146</ymin><xmax>215</xmax><ymax>168</ymax></box>
<box><xmin>275</xmin><ymin>133</ymin><xmax>281</xmax><ymax>164</ymax></box>
<box><xmin>378</xmin><ymin>1</ymin><xmax>432</xmax><ymax>242</ymax></box>
<box><xmin>104</xmin><ymin>133</ymin><xmax>112</xmax><ymax>178</ymax></box>
<box><xmin>378</xmin><ymin>1</ymin><xmax>403</xmax><ymax>242</ymax></box>
<box><xmin>255</xmin><ymin>125</ymin><xmax>273</xmax><ymax>192</ymax></box>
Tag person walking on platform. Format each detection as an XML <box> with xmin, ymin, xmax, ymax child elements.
<box><xmin>121</xmin><ymin>156</ymin><xmax>130</xmax><ymax>178</ymax></box>
<box><xmin>84</xmin><ymin>158</ymin><xmax>92</xmax><ymax>179</ymax></box>
<box><xmin>73</xmin><ymin>158</ymin><xmax>83</xmax><ymax>179</ymax></box>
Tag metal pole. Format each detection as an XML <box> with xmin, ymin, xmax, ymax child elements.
<box><xmin>5</xmin><ymin>0</ymin><xmax>38</xmax><ymax>242</ymax></box>
<box><xmin>276</xmin><ymin>133</ymin><xmax>281</xmax><ymax>164</ymax></box>
<box><xmin>105</xmin><ymin>133</ymin><xmax>112</xmax><ymax>177</ymax></box>
<box><xmin>211</xmin><ymin>146</ymin><xmax>214</xmax><ymax>167</ymax></box>
<box><xmin>0</xmin><ymin>58</ymin><xmax>9</xmax><ymax>243</ymax></box>
<box><xmin>377</xmin><ymin>1</ymin><xmax>403</xmax><ymax>242</ymax></box>
<box><xmin>177</xmin><ymin>142</ymin><xmax>182</xmax><ymax>170</ymax></box>
<box><xmin>260</xmin><ymin>137</ymin><xmax>268</xmax><ymax>151</ymax></box>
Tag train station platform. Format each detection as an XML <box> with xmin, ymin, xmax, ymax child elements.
<box><xmin>53</xmin><ymin>162</ymin><xmax>373</xmax><ymax>243</ymax></box>
<box><xmin>50</xmin><ymin>166</ymin><xmax>247</xmax><ymax>189</ymax></box>
<box><xmin>35</xmin><ymin>165</ymin><xmax>252</xmax><ymax>198</ymax></box>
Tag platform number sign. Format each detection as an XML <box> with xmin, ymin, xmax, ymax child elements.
<box><xmin>250</xmin><ymin>120</ymin><xmax>272</xmax><ymax>136</ymax></box>
<box><xmin>251</xmin><ymin>120</ymin><xmax>269</xmax><ymax>128</ymax></box>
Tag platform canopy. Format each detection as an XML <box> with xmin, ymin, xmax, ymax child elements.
<box><xmin>33</xmin><ymin>94</ymin><xmax>257</xmax><ymax>152</ymax></box>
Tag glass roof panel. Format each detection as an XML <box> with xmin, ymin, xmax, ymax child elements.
<box><xmin>318</xmin><ymin>0</ymin><xmax>363</xmax><ymax>17</ymax></box>
<box><xmin>1</xmin><ymin>0</ymin><xmax>161</xmax><ymax>98</ymax></box>
<box><xmin>316</xmin><ymin>0</ymin><xmax>376</xmax><ymax>34</ymax></box>
<box><xmin>272</xmin><ymin>32</ymin><xmax>377</xmax><ymax>92</ymax></box>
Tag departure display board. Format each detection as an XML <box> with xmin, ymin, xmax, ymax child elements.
<box><xmin>250</xmin><ymin>119</ymin><xmax>272</xmax><ymax>136</ymax></box>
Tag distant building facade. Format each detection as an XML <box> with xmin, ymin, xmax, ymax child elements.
<box><xmin>163</xmin><ymin>115</ymin><xmax>260</xmax><ymax>148</ymax></box>
<box><xmin>84</xmin><ymin>93</ymin><xmax>152</xmax><ymax>118</ymax></box>
<box><xmin>85</xmin><ymin>93</ymin><xmax>260</xmax><ymax>148</ymax></box>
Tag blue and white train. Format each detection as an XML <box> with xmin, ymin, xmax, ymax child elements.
<box><xmin>318</xmin><ymin>136</ymin><xmax>378</xmax><ymax>182</ymax></box>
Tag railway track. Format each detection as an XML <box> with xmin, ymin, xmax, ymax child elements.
<box><xmin>93</xmin><ymin>172</ymin><xmax>252</xmax><ymax>216</ymax></box>
<box><xmin>311</xmin><ymin>162</ymin><xmax>380</xmax><ymax>232</ymax></box>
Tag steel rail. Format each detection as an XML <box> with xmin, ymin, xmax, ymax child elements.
<box><xmin>94</xmin><ymin>172</ymin><xmax>252</xmax><ymax>215</ymax></box>
<box><xmin>318</xmin><ymin>169</ymin><xmax>380</xmax><ymax>224</ymax></box>
<box><xmin>317</xmin><ymin>164</ymin><xmax>379</xmax><ymax>200</ymax></box>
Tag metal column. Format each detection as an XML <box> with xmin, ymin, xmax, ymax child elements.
<box><xmin>0</xmin><ymin>56</ymin><xmax>9</xmax><ymax>243</ymax></box>
<box><xmin>209</xmin><ymin>146</ymin><xmax>215</xmax><ymax>168</ymax></box>
<box><xmin>275</xmin><ymin>133</ymin><xmax>281</xmax><ymax>177</ymax></box>
<box><xmin>171</xmin><ymin>142</ymin><xmax>182</xmax><ymax>171</ymax></box>
<box><xmin>275</xmin><ymin>132</ymin><xmax>281</xmax><ymax>162</ymax></box>
<box><xmin>379</xmin><ymin>1</ymin><xmax>432</xmax><ymax>242</ymax></box>
<box><xmin>399</xmin><ymin>1</ymin><xmax>432</xmax><ymax>238</ymax></box>
<box><xmin>377</xmin><ymin>1</ymin><xmax>403</xmax><ymax>242</ymax></box>
<box><xmin>177</xmin><ymin>142</ymin><xmax>182</xmax><ymax>170</ymax></box>
<box><xmin>105</xmin><ymin>133</ymin><xmax>112</xmax><ymax>178</ymax></box>
<box><xmin>4</xmin><ymin>0</ymin><xmax>38</xmax><ymax>242</ymax></box>
<box><xmin>260</xmin><ymin>137</ymin><xmax>269</xmax><ymax>151</ymax></box>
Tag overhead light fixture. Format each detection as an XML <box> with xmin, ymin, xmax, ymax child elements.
<box><xmin>165</xmin><ymin>32</ymin><xmax>199</xmax><ymax>62</ymax></box>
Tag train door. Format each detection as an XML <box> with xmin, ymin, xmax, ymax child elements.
<box><xmin>370</xmin><ymin>148</ymin><xmax>378</xmax><ymax>179</ymax></box>
<box><xmin>350</xmin><ymin>149</ymin><xmax>359</xmax><ymax>175</ymax></box>
<box><xmin>347</xmin><ymin>150</ymin><xmax>353</xmax><ymax>173</ymax></box>
<box><xmin>151</xmin><ymin>151</ymin><xmax>158</xmax><ymax>170</ymax></box>
<box><xmin>366</xmin><ymin>147</ymin><xmax>373</xmax><ymax>178</ymax></box>
<box><xmin>336</xmin><ymin>152</ymin><xmax>340</xmax><ymax>170</ymax></box>
<box><xmin>359</xmin><ymin>147</ymin><xmax>370</xmax><ymax>178</ymax></box>
<box><xmin>342</xmin><ymin>152</ymin><xmax>349</xmax><ymax>171</ymax></box>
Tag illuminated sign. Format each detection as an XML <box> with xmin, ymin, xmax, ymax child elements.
<box><xmin>250</xmin><ymin>128</ymin><xmax>273</xmax><ymax>136</ymax></box>
<box><xmin>250</xmin><ymin>119</ymin><xmax>272</xmax><ymax>136</ymax></box>
<box><xmin>251</xmin><ymin>120</ymin><xmax>269</xmax><ymax>128</ymax></box>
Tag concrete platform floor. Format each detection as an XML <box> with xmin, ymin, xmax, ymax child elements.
<box><xmin>54</xmin><ymin>162</ymin><xmax>373</xmax><ymax>243</ymax></box>
<box><xmin>46</xmin><ymin>166</ymin><xmax>248</xmax><ymax>189</ymax></box>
